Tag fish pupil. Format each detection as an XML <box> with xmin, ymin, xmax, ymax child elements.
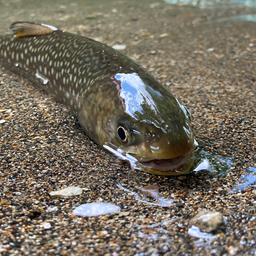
<box><xmin>117</xmin><ymin>126</ymin><xmax>128</xmax><ymax>143</ymax></box>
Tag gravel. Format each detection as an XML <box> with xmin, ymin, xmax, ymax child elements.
<box><xmin>0</xmin><ymin>0</ymin><xmax>255</xmax><ymax>255</ymax></box>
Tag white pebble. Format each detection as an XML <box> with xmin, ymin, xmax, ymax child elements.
<box><xmin>42</xmin><ymin>222</ymin><xmax>51</xmax><ymax>230</ymax></box>
<box><xmin>112</xmin><ymin>44</ymin><xmax>126</xmax><ymax>50</ymax></box>
<box><xmin>72</xmin><ymin>202</ymin><xmax>121</xmax><ymax>217</ymax></box>
<box><xmin>49</xmin><ymin>186</ymin><xmax>83</xmax><ymax>197</ymax></box>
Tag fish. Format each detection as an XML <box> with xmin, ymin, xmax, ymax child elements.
<box><xmin>0</xmin><ymin>21</ymin><xmax>195</xmax><ymax>176</ymax></box>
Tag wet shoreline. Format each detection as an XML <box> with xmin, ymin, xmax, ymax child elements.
<box><xmin>0</xmin><ymin>0</ymin><xmax>255</xmax><ymax>255</ymax></box>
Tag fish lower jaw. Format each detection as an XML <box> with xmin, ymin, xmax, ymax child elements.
<box><xmin>139</xmin><ymin>152</ymin><xmax>194</xmax><ymax>176</ymax></box>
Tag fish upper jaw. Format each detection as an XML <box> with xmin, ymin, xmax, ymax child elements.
<box><xmin>133</xmin><ymin>136</ymin><xmax>196</xmax><ymax>175</ymax></box>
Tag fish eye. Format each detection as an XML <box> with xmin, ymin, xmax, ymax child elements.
<box><xmin>117</xmin><ymin>125</ymin><xmax>128</xmax><ymax>143</ymax></box>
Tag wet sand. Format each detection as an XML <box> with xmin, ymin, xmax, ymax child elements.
<box><xmin>0</xmin><ymin>0</ymin><xmax>255</xmax><ymax>255</ymax></box>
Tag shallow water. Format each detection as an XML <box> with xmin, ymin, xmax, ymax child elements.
<box><xmin>191</xmin><ymin>147</ymin><xmax>233</xmax><ymax>176</ymax></box>
<box><xmin>164</xmin><ymin>0</ymin><xmax>256</xmax><ymax>8</ymax></box>
<box><xmin>229</xmin><ymin>167</ymin><xmax>256</xmax><ymax>193</ymax></box>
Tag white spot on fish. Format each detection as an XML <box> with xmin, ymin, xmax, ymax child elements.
<box><xmin>66</xmin><ymin>92</ymin><xmax>70</xmax><ymax>99</ymax></box>
<box><xmin>35</xmin><ymin>71</ymin><xmax>49</xmax><ymax>85</ymax></box>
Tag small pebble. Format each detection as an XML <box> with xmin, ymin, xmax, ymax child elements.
<box><xmin>41</xmin><ymin>222</ymin><xmax>51</xmax><ymax>230</ymax></box>
<box><xmin>228</xmin><ymin>246</ymin><xmax>238</xmax><ymax>255</ymax></box>
<box><xmin>72</xmin><ymin>202</ymin><xmax>121</xmax><ymax>217</ymax></box>
<box><xmin>140</xmin><ymin>184</ymin><xmax>160</xmax><ymax>198</ymax></box>
<box><xmin>112</xmin><ymin>44</ymin><xmax>126</xmax><ymax>50</ymax></box>
<box><xmin>49</xmin><ymin>186</ymin><xmax>83</xmax><ymax>197</ymax></box>
<box><xmin>0</xmin><ymin>199</ymin><xmax>10</xmax><ymax>205</ymax></box>
<box><xmin>159</xmin><ymin>33</ymin><xmax>168</xmax><ymax>38</ymax></box>
<box><xmin>189</xmin><ymin>209</ymin><xmax>224</xmax><ymax>233</ymax></box>
<box><xmin>177</xmin><ymin>175</ymin><xmax>187</xmax><ymax>180</ymax></box>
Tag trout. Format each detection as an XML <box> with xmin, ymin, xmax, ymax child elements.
<box><xmin>0</xmin><ymin>22</ymin><xmax>195</xmax><ymax>175</ymax></box>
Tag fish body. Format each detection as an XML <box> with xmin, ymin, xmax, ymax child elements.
<box><xmin>0</xmin><ymin>22</ymin><xmax>195</xmax><ymax>175</ymax></box>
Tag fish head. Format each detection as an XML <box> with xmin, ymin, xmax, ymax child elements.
<box><xmin>102</xmin><ymin>72</ymin><xmax>195</xmax><ymax>176</ymax></box>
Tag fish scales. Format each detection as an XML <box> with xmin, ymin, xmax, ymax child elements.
<box><xmin>0</xmin><ymin>22</ymin><xmax>195</xmax><ymax>176</ymax></box>
<box><xmin>0</xmin><ymin>31</ymin><xmax>132</xmax><ymax>112</ymax></box>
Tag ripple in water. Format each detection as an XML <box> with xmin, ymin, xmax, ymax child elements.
<box><xmin>229</xmin><ymin>167</ymin><xmax>256</xmax><ymax>194</ymax></box>
<box><xmin>190</xmin><ymin>147</ymin><xmax>233</xmax><ymax>177</ymax></box>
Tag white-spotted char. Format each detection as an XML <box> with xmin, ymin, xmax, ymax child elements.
<box><xmin>0</xmin><ymin>22</ymin><xmax>195</xmax><ymax>175</ymax></box>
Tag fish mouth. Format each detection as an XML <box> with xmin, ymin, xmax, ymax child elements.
<box><xmin>139</xmin><ymin>151</ymin><xmax>194</xmax><ymax>176</ymax></box>
<box><xmin>103</xmin><ymin>142</ymin><xmax>194</xmax><ymax>176</ymax></box>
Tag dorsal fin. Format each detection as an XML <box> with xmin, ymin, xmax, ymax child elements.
<box><xmin>10</xmin><ymin>22</ymin><xmax>58</xmax><ymax>39</ymax></box>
